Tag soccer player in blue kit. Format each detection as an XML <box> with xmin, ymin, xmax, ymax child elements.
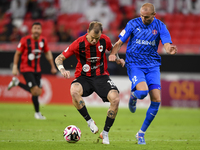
<box><xmin>109</xmin><ymin>3</ymin><xmax>177</xmax><ymax>144</ymax></box>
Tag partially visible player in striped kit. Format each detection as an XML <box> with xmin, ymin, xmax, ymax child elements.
<box><xmin>55</xmin><ymin>21</ymin><xmax>125</xmax><ymax>144</ymax></box>
<box><xmin>109</xmin><ymin>3</ymin><xmax>177</xmax><ymax>144</ymax></box>
<box><xmin>8</xmin><ymin>22</ymin><xmax>57</xmax><ymax>119</ymax></box>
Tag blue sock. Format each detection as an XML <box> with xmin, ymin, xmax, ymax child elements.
<box><xmin>130</xmin><ymin>92</ymin><xmax>137</xmax><ymax>101</ymax></box>
<box><xmin>140</xmin><ymin>101</ymin><xmax>160</xmax><ymax>132</ymax></box>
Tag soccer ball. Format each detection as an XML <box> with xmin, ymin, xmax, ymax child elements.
<box><xmin>63</xmin><ymin>125</ymin><xmax>81</xmax><ymax>143</ymax></box>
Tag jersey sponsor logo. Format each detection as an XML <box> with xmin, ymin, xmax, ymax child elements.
<box><xmin>87</xmin><ymin>57</ymin><xmax>100</xmax><ymax>63</ymax></box>
<box><xmin>82</xmin><ymin>64</ymin><xmax>90</xmax><ymax>72</ymax></box>
<box><xmin>28</xmin><ymin>53</ymin><xmax>35</xmax><ymax>60</ymax></box>
<box><xmin>17</xmin><ymin>43</ymin><xmax>21</xmax><ymax>48</ymax></box>
<box><xmin>28</xmin><ymin>82</ymin><xmax>32</xmax><ymax>87</ymax></box>
<box><xmin>91</xmin><ymin>62</ymin><xmax>103</xmax><ymax>70</ymax></box>
<box><xmin>64</xmin><ymin>47</ymin><xmax>69</xmax><ymax>53</ymax></box>
<box><xmin>136</xmin><ymin>39</ymin><xmax>156</xmax><ymax>46</ymax></box>
<box><xmin>28</xmin><ymin>49</ymin><xmax>42</xmax><ymax>60</ymax></box>
<box><xmin>82</xmin><ymin>62</ymin><xmax>104</xmax><ymax>72</ymax></box>
<box><xmin>152</xmin><ymin>29</ymin><xmax>158</xmax><ymax>35</ymax></box>
<box><xmin>39</xmin><ymin>41</ymin><xmax>44</xmax><ymax>48</ymax></box>
<box><xmin>98</xmin><ymin>45</ymin><xmax>103</xmax><ymax>52</ymax></box>
<box><xmin>120</xmin><ymin>29</ymin><xmax>126</xmax><ymax>37</ymax></box>
<box><xmin>137</xmin><ymin>28</ymin><xmax>140</xmax><ymax>32</ymax></box>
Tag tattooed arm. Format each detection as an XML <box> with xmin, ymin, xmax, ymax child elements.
<box><xmin>55</xmin><ymin>53</ymin><xmax>70</xmax><ymax>78</ymax></box>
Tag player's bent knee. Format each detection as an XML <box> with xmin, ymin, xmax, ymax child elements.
<box><xmin>70</xmin><ymin>83</ymin><xmax>83</xmax><ymax>99</ymax></box>
<box><xmin>134</xmin><ymin>90</ymin><xmax>149</xmax><ymax>99</ymax></box>
<box><xmin>107</xmin><ymin>90</ymin><xmax>120</xmax><ymax>105</ymax></box>
<box><xmin>111</xmin><ymin>97</ymin><xmax>120</xmax><ymax>107</ymax></box>
<box><xmin>109</xmin><ymin>93</ymin><xmax>120</xmax><ymax>109</ymax></box>
<box><xmin>70</xmin><ymin>90</ymin><xmax>80</xmax><ymax>99</ymax></box>
<box><xmin>30</xmin><ymin>86</ymin><xmax>41</xmax><ymax>96</ymax></box>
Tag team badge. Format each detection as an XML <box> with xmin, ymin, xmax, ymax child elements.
<box><xmin>98</xmin><ymin>45</ymin><xmax>103</xmax><ymax>52</ymax></box>
<box><xmin>152</xmin><ymin>29</ymin><xmax>157</xmax><ymax>35</ymax></box>
<box><xmin>39</xmin><ymin>41</ymin><xmax>44</xmax><ymax>48</ymax></box>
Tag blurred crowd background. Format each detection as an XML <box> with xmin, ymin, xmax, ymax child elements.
<box><xmin>0</xmin><ymin>0</ymin><xmax>200</xmax><ymax>107</ymax></box>
<box><xmin>0</xmin><ymin>0</ymin><xmax>200</xmax><ymax>46</ymax></box>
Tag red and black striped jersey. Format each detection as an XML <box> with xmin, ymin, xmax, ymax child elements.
<box><xmin>62</xmin><ymin>34</ymin><xmax>112</xmax><ymax>78</ymax></box>
<box><xmin>16</xmin><ymin>35</ymin><xmax>49</xmax><ymax>73</ymax></box>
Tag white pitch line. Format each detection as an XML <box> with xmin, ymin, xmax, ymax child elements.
<box><xmin>0</xmin><ymin>139</ymin><xmax>200</xmax><ymax>142</ymax></box>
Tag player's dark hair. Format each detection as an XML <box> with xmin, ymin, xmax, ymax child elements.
<box><xmin>88</xmin><ymin>21</ymin><xmax>103</xmax><ymax>34</ymax></box>
<box><xmin>32</xmin><ymin>22</ymin><xmax>42</xmax><ymax>27</ymax></box>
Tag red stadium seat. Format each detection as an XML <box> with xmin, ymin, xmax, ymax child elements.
<box><xmin>190</xmin><ymin>37</ymin><xmax>200</xmax><ymax>44</ymax></box>
<box><xmin>178</xmin><ymin>37</ymin><xmax>191</xmax><ymax>44</ymax></box>
<box><xmin>47</xmin><ymin>36</ymin><xmax>58</xmax><ymax>42</ymax></box>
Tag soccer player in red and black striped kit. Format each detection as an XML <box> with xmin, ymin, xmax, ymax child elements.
<box><xmin>8</xmin><ymin>22</ymin><xmax>57</xmax><ymax>119</ymax></box>
<box><xmin>55</xmin><ymin>21</ymin><xmax>125</xmax><ymax>144</ymax></box>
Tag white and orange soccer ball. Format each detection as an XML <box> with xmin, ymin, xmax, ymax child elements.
<box><xmin>63</xmin><ymin>125</ymin><xmax>81</xmax><ymax>143</ymax></box>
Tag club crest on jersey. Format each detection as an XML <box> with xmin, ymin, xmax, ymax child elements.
<box><xmin>98</xmin><ymin>45</ymin><xmax>103</xmax><ymax>52</ymax></box>
<box><xmin>152</xmin><ymin>29</ymin><xmax>157</xmax><ymax>35</ymax></box>
<box><xmin>39</xmin><ymin>41</ymin><xmax>44</xmax><ymax>48</ymax></box>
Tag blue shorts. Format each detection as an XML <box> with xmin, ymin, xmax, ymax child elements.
<box><xmin>127</xmin><ymin>66</ymin><xmax>161</xmax><ymax>91</ymax></box>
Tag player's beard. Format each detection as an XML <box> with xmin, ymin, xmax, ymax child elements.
<box><xmin>91</xmin><ymin>42</ymin><xmax>97</xmax><ymax>45</ymax></box>
<box><xmin>143</xmin><ymin>18</ymin><xmax>154</xmax><ymax>25</ymax></box>
<box><xmin>32</xmin><ymin>32</ymin><xmax>40</xmax><ymax>39</ymax></box>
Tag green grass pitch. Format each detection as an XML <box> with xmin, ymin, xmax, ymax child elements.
<box><xmin>0</xmin><ymin>103</ymin><xmax>200</xmax><ymax>150</ymax></box>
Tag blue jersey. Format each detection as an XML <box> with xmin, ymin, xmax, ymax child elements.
<box><xmin>119</xmin><ymin>17</ymin><xmax>172</xmax><ymax>68</ymax></box>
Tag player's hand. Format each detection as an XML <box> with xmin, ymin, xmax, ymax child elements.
<box><xmin>108</xmin><ymin>54</ymin><xmax>117</xmax><ymax>62</ymax></box>
<box><xmin>166</xmin><ymin>45</ymin><xmax>177</xmax><ymax>55</ymax></box>
<box><xmin>12</xmin><ymin>65</ymin><xmax>19</xmax><ymax>76</ymax></box>
<box><xmin>116</xmin><ymin>59</ymin><xmax>125</xmax><ymax>67</ymax></box>
<box><xmin>60</xmin><ymin>69</ymin><xmax>70</xmax><ymax>78</ymax></box>
<box><xmin>51</xmin><ymin>67</ymin><xmax>57</xmax><ymax>74</ymax></box>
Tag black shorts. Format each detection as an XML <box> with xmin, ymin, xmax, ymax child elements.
<box><xmin>71</xmin><ymin>75</ymin><xmax>119</xmax><ymax>102</ymax></box>
<box><xmin>22</xmin><ymin>72</ymin><xmax>42</xmax><ymax>89</ymax></box>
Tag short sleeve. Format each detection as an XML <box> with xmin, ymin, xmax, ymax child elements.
<box><xmin>16</xmin><ymin>37</ymin><xmax>25</xmax><ymax>52</ymax></box>
<box><xmin>62</xmin><ymin>40</ymin><xmax>77</xmax><ymax>58</ymax></box>
<box><xmin>105</xmin><ymin>36</ymin><xmax>112</xmax><ymax>51</ymax></box>
<box><xmin>43</xmin><ymin>38</ymin><xmax>50</xmax><ymax>52</ymax></box>
<box><xmin>119</xmin><ymin>21</ymin><xmax>133</xmax><ymax>43</ymax></box>
<box><xmin>160</xmin><ymin>22</ymin><xmax>172</xmax><ymax>45</ymax></box>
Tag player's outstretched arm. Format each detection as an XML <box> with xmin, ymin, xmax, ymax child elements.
<box><xmin>115</xmin><ymin>58</ymin><xmax>125</xmax><ymax>67</ymax></box>
<box><xmin>109</xmin><ymin>39</ymin><xmax>124</xmax><ymax>62</ymax></box>
<box><xmin>12</xmin><ymin>50</ymin><xmax>21</xmax><ymax>75</ymax></box>
<box><xmin>44</xmin><ymin>51</ymin><xmax>57</xmax><ymax>74</ymax></box>
<box><xmin>164</xmin><ymin>43</ymin><xmax>177</xmax><ymax>55</ymax></box>
<box><xmin>55</xmin><ymin>53</ymin><xmax>70</xmax><ymax>78</ymax></box>
<box><xmin>114</xmin><ymin>53</ymin><xmax>125</xmax><ymax>67</ymax></box>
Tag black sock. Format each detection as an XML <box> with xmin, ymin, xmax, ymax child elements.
<box><xmin>104</xmin><ymin>116</ymin><xmax>115</xmax><ymax>132</ymax></box>
<box><xmin>78</xmin><ymin>106</ymin><xmax>91</xmax><ymax>121</ymax></box>
<box><xmin>32</xmin><ymin>96</ymin><xmax>39</xmax><ymax>112</ymax></box>
<box><xmin>19</xmin><ymin>82</ymin><xmax>30</xmax><ymax>92</ymax></box>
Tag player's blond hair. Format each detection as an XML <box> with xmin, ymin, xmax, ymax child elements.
<box><xmin>141</xmin><ymin>3</ymin><xmax>156</xmax><ymax>14</ymax></box>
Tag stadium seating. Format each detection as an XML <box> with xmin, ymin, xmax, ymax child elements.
<box><xmin>1</xmin><ymin>0</ymin><xmax>197</xmax><ymax>51</ymax></box>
